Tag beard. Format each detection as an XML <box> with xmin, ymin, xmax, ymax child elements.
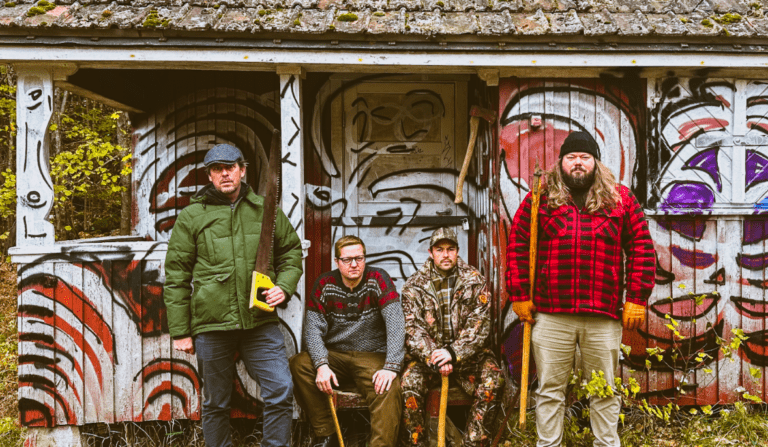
<box><xmin>561</xmin><ymin>165</ymin><xmax>596</xmax><ymax>190</ymax></box>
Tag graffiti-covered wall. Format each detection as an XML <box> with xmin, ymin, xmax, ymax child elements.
<box><xmin>16</xmin><ymin>72</ymin><xmax>296</xmax><ymax>427</ymax></box>
<box><xmin>16</xmin><ymin>71</ymin><xmax>768</xmax><ymax>430</ymax></box>
<box><xmin>498</xmin><ymin>76</ymin><xmax>768</xmax><ymax>405</ymax></box>
<box><xmin>642</xmin><ymin>77</ymin><xmax>768</xmax><ymax>404</ymax></box>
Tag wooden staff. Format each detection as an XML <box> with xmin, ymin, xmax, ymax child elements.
<box><xmin>327</xmin><ymin>394</ymin><xmax>345</xmax><ymax>447</ymax></box>
<box><xmin>520</xmin><ymin>166</ymin><xmax>543</xmax><ymax>429</ymax></box>
<box><xmin>438</xmin><ymin>375</ymin><xmax>449</xmax><ymax>447</ymax></box>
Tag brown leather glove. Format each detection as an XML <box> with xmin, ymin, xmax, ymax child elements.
<box><xmin>513</xmin><ymin>300</ymin><xmax>536</xmax><ymax>324</ymax></box>
<box><xmin>622</xmin><ymin>302</ymin><xmax>646</xmax><ymax>331</ymax></box>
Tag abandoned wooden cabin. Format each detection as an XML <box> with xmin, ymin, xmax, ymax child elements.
<box><xmin>3</xmin><ymin>0</ymin><xmax>768</xmax><ymax>443</ymax></box>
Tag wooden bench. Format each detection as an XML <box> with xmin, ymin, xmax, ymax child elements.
<box><xmin>330</xmin><ymin>385</ymin><xmax>473</xmax><ymax>447</ymax></box>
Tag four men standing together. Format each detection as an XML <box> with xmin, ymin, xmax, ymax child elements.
<box><xmin>164</xmin><ymin>131</ymin><xmax>655</xmax><ymax>447</ymax></box>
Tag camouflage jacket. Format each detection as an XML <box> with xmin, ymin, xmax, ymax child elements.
<box><xmin>401</xmin><ymin>257</ymin><xmax>491</xmax><ymax>365</ymax></box>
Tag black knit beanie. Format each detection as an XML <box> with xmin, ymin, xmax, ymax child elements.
<box><xmin>559</xmin><ymin>131</ymin><xmax>600</xmax><ymax>161</ymax></box>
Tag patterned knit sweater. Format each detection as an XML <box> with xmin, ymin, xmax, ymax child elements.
<box><xmin>305</xmin><ymin>266</ymin><xmax>405</xmax><ymax>372</ymax></box>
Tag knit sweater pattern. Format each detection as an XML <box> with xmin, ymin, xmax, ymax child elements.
<box><xmin>305</xmin><ymin>266</ymin><xmax>406</xmax><ymax>372</ymax></box>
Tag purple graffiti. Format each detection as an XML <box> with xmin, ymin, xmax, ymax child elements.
<box><xmin>660</xmin><ymin>183</ymin><xmax>715</xmax><ymax>212</ymax></box>
<box><xmin>671</xmin><ymin>245</ymin><xmax>717</xmax><ymax>269</ymax></box>
<box><xmin>657</xmin><ymin>219</ymin><xmax>707</xmax><ymax>241</ymax></box>
<box><xmin>746</xmin><ymin>150</ymin><xmax>768</xmax><ymax>191</ymax></box>
<box><xmin>683</xmin><ymin>148</ymin><xmax>721</xmax><ymax>192</ymax></box>
<box><xmin>743</xmin><ymin>217</ymin><xmax>768</xmax><ymax>244</ymax></box>
<box><xmin>736</xmin><ymin>252</ymin><xmax>768</xmax><ymax>271</ymax></box>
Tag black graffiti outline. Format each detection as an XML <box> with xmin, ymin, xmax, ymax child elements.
<box><xmin>313</xmin><ymin>74</ymin><xmax>411</xmax><ymax>178</ymax></box>
<box><xmin>24</xmin><ymin>216</ymin><xmax>47</xmax><ymax>239</ymax></box>
<box><xmin>648</xmin><ymin>78</ymin><xmax>736</xmax><ymax>207</ymax></box>
<box><xmin>36</xmin><ymin>140</ymin><xmax>52</xmax><ymax>190</ymax></box>
<box><xmin>20</xmin><ymin>277</ymin><xmax>120</xmax><ymax>365</ymax></box>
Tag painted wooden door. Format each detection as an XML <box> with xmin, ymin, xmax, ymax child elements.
<box><xmin>331</xmin><ymin>80</ymin><xmax>468</xmax><ymax>283</ymax></box>
<box><xmin>644</xmin><ymin>77</ymin><xmax>768</xmax><ymax>405</ymax></box>
<box><xmin>496</xmin><ymin>77</ymin><xmax>645</xmax><ymax>391</ymax></box>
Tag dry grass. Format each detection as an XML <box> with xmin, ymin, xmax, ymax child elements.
<box><xmin>0</xmin><ymin>262</ymin><xmax>24</xmax><ymax>447</ymax></box>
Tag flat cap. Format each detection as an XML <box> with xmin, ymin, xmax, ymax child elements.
<box><xmin>204</xmin><ymin>144</ymin><xmax>245</xmax><ymax>167</ymax></box>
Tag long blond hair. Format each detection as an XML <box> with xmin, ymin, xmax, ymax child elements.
<box><xmin>545</xmin><ymin>159</ymin><xmax>621</xmax><ymax>213</ymax></box>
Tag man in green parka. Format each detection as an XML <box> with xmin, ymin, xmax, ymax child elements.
<box><xmin>163</xmin><ymin>144</ymin><xmax>303</xmax><ymax>447</ymax></box>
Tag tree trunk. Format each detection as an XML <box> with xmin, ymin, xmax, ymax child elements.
<box><xmin>117</xmin><ymin>113</ymin><xmax>132</xmax><ymax>236</ymax></box>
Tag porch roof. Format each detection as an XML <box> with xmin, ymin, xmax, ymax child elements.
<box><xmin>1</xmin><ymin>0</ymin><xmax>767</xmax><ymax>39</ymax></box>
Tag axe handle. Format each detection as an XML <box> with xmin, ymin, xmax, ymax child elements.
<box><xmin>519</xmin><ymin>322</ymin><xmax>532</xmax><ymax>429</ymax></box>
<box><xmin>520</xmin><ymin>173</ymin><xmax>542</xmax><ymax>429</ymax></box>
<box><xmin>455</xmin><ymin>116</ymin><xmax>480</xmax><ymax>204</ymax></box>
<box><xmin>438</xmin><ymin>375</ymin><xmax>449</xmax><ymax>447</ymax></box>
<box><xmin>327</xmin><ymin>394</ymin><xmax>345</xmax><ymax>447</ymax></box>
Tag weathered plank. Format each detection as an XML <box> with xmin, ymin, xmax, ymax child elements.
<box><xmin>15</xmin><ymin>67</ymin><xmax>55</xmax><ymax>247</ymax></box>
<box><xmin>52</xmin><ymin>262</ymin><xmax>84</xmax><ymax>425</ymax></box>
<box><xmin>279</xmin><ymin>69</ymin><xmax>306</xmax><ymax>356</ymax></box>
<box><xmin>18</xmin><ymin>262</ymin><xmax>56</xmax><ymax>427</ymax></box>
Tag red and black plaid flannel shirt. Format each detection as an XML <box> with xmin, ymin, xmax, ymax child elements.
<box><xmin>505</xmin><ymin>185</ymin><xmax>656</xmax><ymax>319</ymax></box>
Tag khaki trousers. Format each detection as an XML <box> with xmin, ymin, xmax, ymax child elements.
<box><xmin>290</xmin><ymin>351</ymin><xmax>402</xmax><ymax>447</ymax></box>
<box><xmin>531</xmin><ymin>313</ymin><xmax>623</xmax><ymax>447</ymax></box>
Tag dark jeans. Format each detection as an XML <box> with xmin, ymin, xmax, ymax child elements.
<box><xmin>195</xmin><ymin>323</ymin><xmax>293</xmax><ymax>447</ymax></box>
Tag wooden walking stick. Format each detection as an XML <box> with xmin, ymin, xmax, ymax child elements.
<box><xmin>520</xmin><ymin>165</ymin><xmax>543</xmax><ymax>429</ymax></box>
<box><xmin>438</xmin><ymin>375</ymin><xmax>449</xmax><ymax>447</ymax></box>
<box><xmin>327</xmin><ymin>394</ymin><xmax>345</xmax><ymax>447</ymax></box>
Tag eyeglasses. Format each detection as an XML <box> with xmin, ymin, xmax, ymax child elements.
<box><xmin>337</xmin><ymin>256</ymin><xmax>365</xmax><ymax>265</ymax></box>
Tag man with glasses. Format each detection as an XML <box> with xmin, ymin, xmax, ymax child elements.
<box><xmin>290</xmin><ymin>235</ymin><xmax>406</xmax><ymax>447</ymax></box>
<box><xmin>164</xmin><ymin>144</ymin><xmax>303</xmax><ymax>447</ymax></box>
<box><xmin>399</xmin><ymin>227</ymin><xmax>503</xmax><ymax>447</ymax></box>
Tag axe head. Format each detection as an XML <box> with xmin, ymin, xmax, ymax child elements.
<box><xmin>470</xmin><ymin>105</ymin><xmax>497</xmax><ymax>124</ymax></box>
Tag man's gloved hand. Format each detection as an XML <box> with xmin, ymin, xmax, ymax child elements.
<box><xmin>622</xmin><ymin>302</ymin><xmax>646</xmax><ymax>331</ymax></box>
<box><xmin>513</xmin><ymin>300</ymin><xmax>536</xmax><ymax>324</ymax></box>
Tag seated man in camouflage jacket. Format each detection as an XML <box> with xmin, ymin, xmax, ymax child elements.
<box><xmin>399</xmin><ymin>227</ymin><xmax>504</xmax><ymax>447</ymax></box>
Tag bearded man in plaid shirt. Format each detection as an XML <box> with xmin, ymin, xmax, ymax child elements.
<box><xmin>506</xmin><ymin>131</ymin><xmax>656</xmax><ymax>447</ymax></box>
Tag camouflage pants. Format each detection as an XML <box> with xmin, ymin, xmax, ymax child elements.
<box><xmin>399</xmin><ymin>352</ymin><xmax>504</xmax><ymax>447</ymax></box>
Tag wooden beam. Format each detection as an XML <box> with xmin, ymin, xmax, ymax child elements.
<box><xmin>277</xmin><ymin>67</ymin><xmax>307</xmax><ymax>353</ymax></box>
<box><xmin>3</xmin><ymin>46</ymin><xmax>768</xmax><ymax>71</ymax></box>
<box><xmin>57</xmin><ymin>81</ymin><xmax>144</xmax><ymax>114</ymax></box>
<box><xmin>15</xmin><ymin>66</ymin><xmax>55</xmax><ymax>247</ymax></box>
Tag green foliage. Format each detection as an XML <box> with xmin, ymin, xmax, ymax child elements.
<box><xmin>0</xmin><ymin>417</ymin><xmax>25</xmax><ymax>447</ymax></box>
<box><xmin>0</xmin><ymin>67</ymin><xmax>131</xmax><ymax>243</ymax></box>
<box><xmin>0</xmin><ymin>171</ymin><xmax>14</xmax><ymax>220</ymax></box>
<box><xmin>48</xmin><ymin>106</ymin><xmax>131</xmax><ymax>237</ymax></box>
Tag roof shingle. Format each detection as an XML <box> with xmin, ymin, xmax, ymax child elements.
<box><xmin>0</xmin><ymin>0</ymin><xmax>766</xmax><ymax>38</ymax></box>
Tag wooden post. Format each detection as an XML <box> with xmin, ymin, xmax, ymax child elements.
<box><xmin>15</xmin><ymin>66</ymin><xmax>55</xmax><ymax>247</ymax></box>
<box><xmin>277</xmin><ymin>65</ymin><xmax>307</xmax><ymax>353</ymax></box>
